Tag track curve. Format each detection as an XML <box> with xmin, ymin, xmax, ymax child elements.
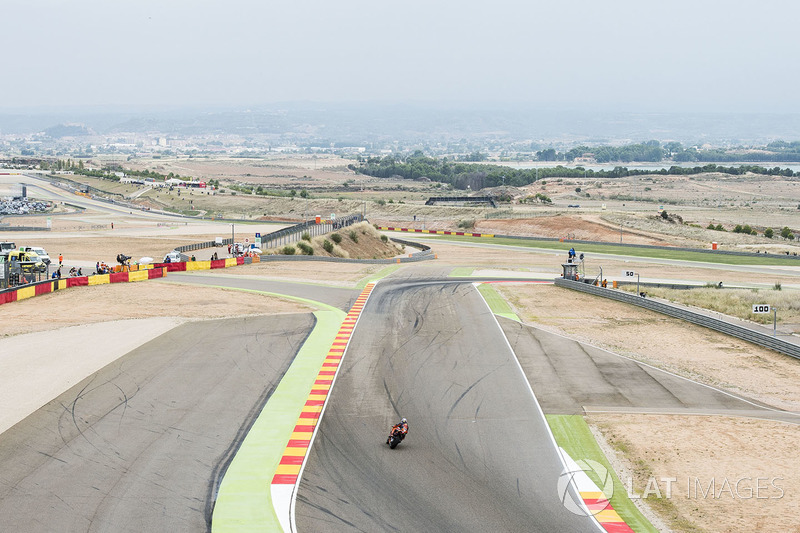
<box><xmin>295</xmin><ymin>279</ymin><xmax>599</xmax><ymax>532</ymax></box>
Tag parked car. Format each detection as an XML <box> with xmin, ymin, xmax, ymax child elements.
<box><xmin>0</xmin><ymin>242</ymin><xmax>15</xmax><ymax>253</ymax></box>
<box><xmin>22</xmin><ymin>246</ymin><xmax>51</xmax><ymax>265</ymax></box>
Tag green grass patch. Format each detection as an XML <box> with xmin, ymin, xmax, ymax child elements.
<box><xmin>477</xmin><ymin>283</ymin><xmax>519</xmax><ymax>321</ymax></box>
<box><xmin>449</xmin><ymin>267</ymin><xmax>474</xmax><ymax>277</ymax></box>
<box><xmin>546</xmin><ymin>415</ymin><xmax>658</xmax><ymax>533</ymax></box>
<box><xmin>356</xmin><ymin>264</ymin><xmax>402</xmax><ymax>289</ymax></box>
<box><xmin>433</xmin><ymin>235</ymin><xmax>800</xmax><ymax>267</ymax></box>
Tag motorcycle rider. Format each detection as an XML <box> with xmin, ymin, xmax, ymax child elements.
<box><xmin>387</xmin><ymin>417</ymin><xmax>409</xmax><ymax>444</ymax></box>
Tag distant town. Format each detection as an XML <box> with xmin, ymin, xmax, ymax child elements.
<box><xmin>2</xmin><ymin>105</ymin><xmax>800</xmax><ymax>165</ymax></box>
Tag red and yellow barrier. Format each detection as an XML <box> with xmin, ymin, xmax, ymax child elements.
<box><xmin>128</xmin><ymin>270</ymin><xmax>149</xmax><ymax>282</ymax></box>
<box><xmin>0</xmin><ymin>251</ymin><xmax>263</xmax><ymax>308</ymax></box>
<box><xmin>378</xmin><ymin>226</ymin><xmax>494</xmax><ymax>238</ymax></box>
<box><xmin>16</xmin><ymin>285</ymin><xmax>36</xmax><ymax>301</ymax></box>
<box><xmin>0</xmin><ymin>267</ymin><xmax>168</xmax><ymax>308</ymax></box>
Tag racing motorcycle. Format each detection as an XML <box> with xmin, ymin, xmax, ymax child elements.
<box><xmin>387</xmin><ymin>426</ymin><xmax>406</xmax><ymax>449</ymax></box>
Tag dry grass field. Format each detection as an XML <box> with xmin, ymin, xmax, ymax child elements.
<box><xmin>619</xmin><ymin>285</ymin><xmax>800</xmax><ymax>332</ymax></box>
<box><xmin>61</xmin><ymin>155</ymin><xmax>800</xmax><ymax>256</ymax></box>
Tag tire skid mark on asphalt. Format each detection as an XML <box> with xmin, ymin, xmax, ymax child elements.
<box><xmin>270</xmin><ymin>282</ymin><xmax>377</xmax><ymax>532</ymax></box>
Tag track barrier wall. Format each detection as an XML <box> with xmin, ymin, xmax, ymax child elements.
<box><xmin>379</xmin><ymin>226</ymin><xmax>494</xmax><ymax>238</ymax></box>
<box><xmin>0</xmin><ymin>232</ymin><xmax>432</xmax><ymax>308</ymax></box>
<box><xmin>555</xmin><ymin>278</ymin><xmax>800</xmax><ymax>360</ymax></box>
<box><xmin>172</xmin><ymin>214</ymin><xmax>366</xmax><ymax>255</ymax></box>
<box><xmin>0</xmin><ymin>267</ymin><xmax>169</xmax><ymax>307</ymax></box>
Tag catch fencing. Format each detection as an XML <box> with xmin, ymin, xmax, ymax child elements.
<box><xmin>173</xmin><ymin>214</ymin><xmax>366</xmax><ymax>254</ymax></box>
<box><xmin>260</xmin><ymin>214</ymin><xmax>364</xmax><ymax>249</ymax></box>
<box><xmin>554</xmin><ymin>278</ymin><xmax>800</xmax><ymax>360</ymax></box>
<box><xmin>176</xmin><ymin>240</ymin><xmax>231</xmax><ymax>253</ymax></box>
<box><xmin>167</xmin><ymin>214</ymin><xmax>432</xmax><ymax>263</ymax></box>
<box><xmin>1</xmin><ymin>261</ymin><xmax>49</xmax><ymax>289</ymax></box>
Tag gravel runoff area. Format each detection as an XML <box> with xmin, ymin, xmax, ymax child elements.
<box><xmin>590</xmin><ymin>414</ymin><xmax>799</xmax><ymax>533</ymax></box>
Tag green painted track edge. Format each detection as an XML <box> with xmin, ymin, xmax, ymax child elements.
<box><xmin>448</xmin><ymin>267</ymin><xmax>475</xmax><ymax>277</ymax></box>
<box><xmin>426</xmin><ymin>234</ymin><xmax>800</xmax><ymax>267</ymax></box>
<box><xmin>546</xmin><ymin>414</ymin><xmax>658</xmax><ymax>533</ymax></box>
<box><xmin>210</xmin><ymin>289</ymin><xmax>345</xmax><ymax>532</ymax></box>
<box><xmin>476</xmin><ymin>283</ymin><xmax>521</xmax><ymax>321</ymax></box>
<box><xmin>355</xmin><ymin>264</ymin><xmax>402</xmax><ymax>289</ymax></box>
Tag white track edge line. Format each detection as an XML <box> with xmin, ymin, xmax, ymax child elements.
<box><xmin>473</xmin><ymin>282</ymin><xmax>606</xmax><ymax>533</ymax></box>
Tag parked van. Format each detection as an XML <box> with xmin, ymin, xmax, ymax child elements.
<box><xmin>22</xmin><ymin>246</ymin><xmax>51</xmax><ymax>265</ymax></box>
<box><xmin>163</xmin><ymin>250</ymin><xmax>183</xmax><ymax>263</ymax></box>
<box><xmin>0</xmin><ymin>242</ymin><xmax>15</xmax><ymax>253</ymax></box>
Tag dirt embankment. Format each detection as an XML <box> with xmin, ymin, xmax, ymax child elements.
<box><xmin>476</xmin><ymin>215</ymin><xmax>672</xmax><ymax>245</ymax></box>
<box><xmin>265</xmin><ymin>221</ymin><xmax>405</xmax><ymax>259</ymax></box>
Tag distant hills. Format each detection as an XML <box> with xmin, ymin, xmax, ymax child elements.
<box><xmin>2</xmin><ymin>103</ymin><xmax>800</xmax><ymax>146</ymax></box>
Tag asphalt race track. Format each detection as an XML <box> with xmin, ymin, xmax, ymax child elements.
<box><xmin>295</xmin><ymin>280</ymin><xmax>600</xmax><ymax>532</ymax></box>
<box><xmin>0</xmin><ymin>314</ymin><xmax>313</xmax><ymax>533</ymax></box>
<box><xmin>499</xmin><ymin>318</ymin><xmax>778</xmax><ymax>417</ymax></box>
<box><xmin>164</xmin><ymin>273</ymin><xmax>357</xmax><ymax>312</ymax></box>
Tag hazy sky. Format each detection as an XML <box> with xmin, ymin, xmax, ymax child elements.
<box><xmin>4</xmin><ymin>0</ymin><xmax>800</xmax><ymax>112</ymax></box>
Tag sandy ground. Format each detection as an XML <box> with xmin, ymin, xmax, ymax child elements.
<box><xmin>495</xmin><ymin>282</ymin><xmax>800</xmax><ymax>533</ymax></box>
<box><xmin>475</xmin><ymin>215</ymin><xmax>674</xmax><ymax>245</ymax></box>
<box><xmin>0</xmin><ymin>281</ymin><xmax>309</xmax><ymax>337</ymax></box>
<box><xmin>210</xmin><ymin>261</ymin><xmax>395</xmax><ymax>286</ymax></box>
<box><xmin>590</xmin><ymin>415</ymin><xmax>800</xmax><ymax>533</ymax></box>
<box><xmin>426</xmin><ymin>240</ymin><xmax>800</xmax><ymax>288</ymax></box>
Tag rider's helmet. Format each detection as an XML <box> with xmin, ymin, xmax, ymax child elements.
<box><xmin>401</xmin><ymin>417</ymin><xmax>407</xmax><ymax>424</ymax></box>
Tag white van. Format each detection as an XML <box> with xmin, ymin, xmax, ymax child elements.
<box><xmin>23</xmin><ymin>246</ymin><xmax>51</xmax><ymax>265</ymax></box>
<box><xmin>163</xmin><ymin>250</ymin><xmax>183</xmax><ymax>263</ymax></box>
